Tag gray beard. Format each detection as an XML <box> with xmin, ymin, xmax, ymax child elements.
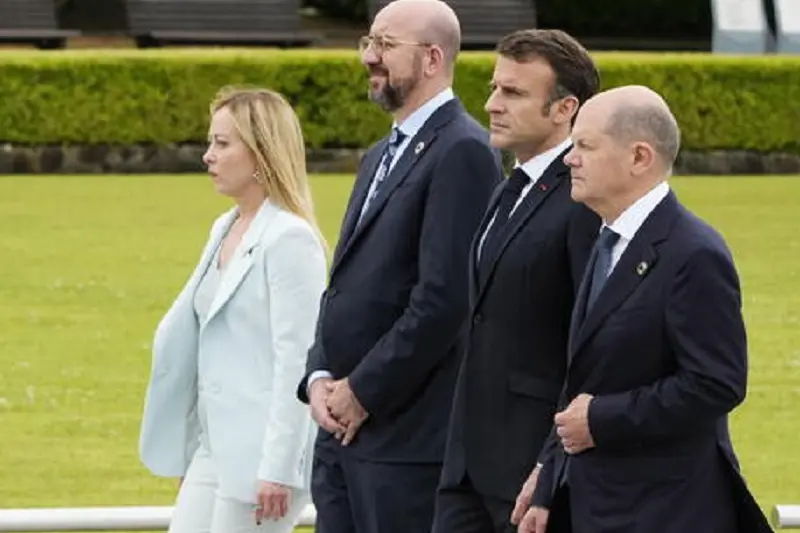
<box><xmin>369</xmin><ymin>84</ymin><xmax>404</xmax><ymax>112</ymax></box>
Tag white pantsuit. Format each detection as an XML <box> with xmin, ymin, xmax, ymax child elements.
<box><xmin>138</xmin><ymin>199</ymin><xmax>327</xmax><ymax>533</ymax></box>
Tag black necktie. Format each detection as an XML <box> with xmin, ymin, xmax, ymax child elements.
<box><xmin>585</xmin><ymin>226</ymin><xmax>620</xmax><ymax>312</ymax></box>
<box><xmin>478</xmin><ymin>167</ymin><xmax>529</xmax><ymax>280</ymax></box>
<box><xmin>358</xmin><ymin>127</ymin><xmax>407</xmax><ymax>225</ymax></box>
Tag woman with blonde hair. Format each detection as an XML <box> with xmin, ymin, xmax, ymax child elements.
<box><xmin>139</xmin><ymin>86</ymin><xmax>327</xmax><ymax>533</ymax></box>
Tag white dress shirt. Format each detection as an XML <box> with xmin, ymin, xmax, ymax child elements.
<box><xmin>386</xmin><ymin>87</ymin><xmax>455</xmax><ymax>172</ymax></box>
<box><xmin>307</xmin><ymin>87</ymin><xmax>456</xmax><ymax>393</ymax></box>
<box><xmin>603</xmin><ymin>180</ymin><xmax>671</xmax><ymax>274</ymax></box>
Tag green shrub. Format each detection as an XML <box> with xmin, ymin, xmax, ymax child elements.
<box><xmin>0</xmin><ymin>49</ymin><xmax>798</xmax><ymax>154</ymax></box>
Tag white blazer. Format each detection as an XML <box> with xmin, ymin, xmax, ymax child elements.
<box><xmin>138</xmin><ymin>198</ymin><xmax>327</xmax><ymax>503</ymax></box>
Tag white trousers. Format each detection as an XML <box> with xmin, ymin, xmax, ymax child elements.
<box><xmin>168</xmin><ymin>445</ymin><xmax>311</xmax><ymax>533</ymax></box>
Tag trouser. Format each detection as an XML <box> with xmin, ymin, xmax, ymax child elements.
<box><xmin>169</xmin><ymin>445</ymin><xmax>311</xmax><ymax>533</ymax></box>
<box><xmin>432</xmin><ymin>472</ymin><xmax>516</xmax><ymax>533</ymax></box>
<box><xmin>311</xmin><ymin>443</ymin><xmax>442</xmax><ymax>533</ymax></box>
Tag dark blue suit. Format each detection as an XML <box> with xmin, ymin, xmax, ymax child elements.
<box><xmin>434</xmin><ymin>151</ymin><xmax>599</xmax><ymax>533</ymax></box>
<box><xmin>532</xmin><ymin>190</ymin><xmax>772</xmax><ymax>533</ymax></box>
<box><xmin>297</xmin><ymin>98</ymin><xmax>503</xmax><ymax>533</ymax></box>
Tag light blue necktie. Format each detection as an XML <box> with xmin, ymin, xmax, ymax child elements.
<box><xmin>358</xmin><ymin>127</ymin><xmax>407</xmax><ymax>225</ymax></box>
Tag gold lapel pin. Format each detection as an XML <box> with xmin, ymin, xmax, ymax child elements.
<box><xmin>414</xmin><ymin>141</ymin><xmax>425</xmax><ymax>155</ymax></box>
<box><xmin>636</xmin><ymin>261</ymin><xmax>649</xmax><ymax>276</ymax></box>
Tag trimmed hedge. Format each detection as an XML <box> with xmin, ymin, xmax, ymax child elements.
<box><xmin>1</xmin><ymin>50</ymin><xmax>799</xmax><ymax>154</ymax></box>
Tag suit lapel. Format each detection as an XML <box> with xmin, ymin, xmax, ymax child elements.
<box><xmin>189</xmin><ymin>209</ymin><xmax>237</xmax><ymax>296</ymax></box>
<box><xmin>473</xmin><ymin>157</ymin><xmax>570</xmax><ymax>307</ymax></box>
<box><xmin>567</xmin><ymin>242</ymin><xmax>595</xmax><ymax>360</ymax></box>
<box><xmin>337</xmin><ymin>145</ymin><xmax>386</xmax><ymax>255</ymax></box>
<box><xmin>202</xmin><ymin>199</ymin><xmax>280</xmax><ymax>327</ymax></box>
<box><xmin>331</xmin><ymin>99</ymin><xmax>463</xmax><ymax>277</ymax></box>
<box><xmin>468</xmin><ymin>181</ymin><xmax>504</xmax><ymax>303</ymax></box>
<box><xmin>569</xmin><ymin>192</ymin><xmax>679</xmax><ymax>362</ymax></box>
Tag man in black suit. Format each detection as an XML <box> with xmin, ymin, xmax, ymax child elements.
<box><xmin>295</xmin><ymin>1</ymin><xmax>503</xmax><ymax>532</ymax></box>
<box><xmin>520</xmin><ymin>85</ymin><xmax>773</xmax><ymax>533</ymax></box>
<box><xmin>431</xmin><ymin>29</ymin><xmax>600</xmax><ymax>533</ymax></box>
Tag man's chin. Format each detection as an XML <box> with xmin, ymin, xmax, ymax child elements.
<box><xmin>488</xmin><ymin>132</ymin><xmax>511</xmax><ymax>150</ymax></box>
<box><xmin>569</xmin><ymin>181</ymin><xmax>586</xmax><ymax>202</ymax></box>
<box><xmin>369</xmin><ymin>91</ymin><xmax>400</xmax><ymax>112</ymax></box>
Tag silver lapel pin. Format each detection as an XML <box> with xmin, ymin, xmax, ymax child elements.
<box><xmin>636</xmin><ymin>261</ymin><xmax>649</xmax><ymax>276</ymax></box>
<box><xmin>414</xmin><ymin>141</ymin><xmax>425</xmax><ymax>155</ymax></box>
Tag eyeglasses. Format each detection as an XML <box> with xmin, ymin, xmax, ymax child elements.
<box><xmin>358</xmin><ymin>34</ymin><xmax>431</xmax><ymax>55</ymax></box>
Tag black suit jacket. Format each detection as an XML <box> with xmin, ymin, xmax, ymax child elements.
<box><xmin>439</xmin><ymin>150</ymin><xmax>599</xmax><ymax>502</ymax></box>
<box><xmin>297</xmin><ymin>98</ymin><xmax>503</xmax><ymax>463</ymax></box>
<box><xmin>532</xmin><ymin>191</ymin><xmax>772</xmax><ymax>532</ymax></box>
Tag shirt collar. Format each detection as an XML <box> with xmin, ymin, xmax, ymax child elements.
<box><xmin>393</xmin><ymin>87</ymin><xmax>455</xmax><ymax>138</ymax></box>
<box><xmin>605</xmin><ymin>181</ymin><xmax>671</xmax><ymax>241</ymax></box>
<box><xmin>515</xmin><ymin>137</ymin><xmax>572</xmax><ymax>184</ymax></box>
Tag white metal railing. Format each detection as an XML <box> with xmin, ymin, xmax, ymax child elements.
<box><xmin>0</xmin><ymin>504</ymin><xmax>316</xmax><ymax>531</ymax></box>
<box><xmin>0</xmin><ymin>504</ymin><xmax>797</xmax><ymax>531</ymax></box>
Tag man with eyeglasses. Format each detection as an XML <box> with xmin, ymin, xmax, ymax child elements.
<box><xmin>296</xmin><ymin>0</ymin><xmax>503</xmax><ymax>532</ymax></box>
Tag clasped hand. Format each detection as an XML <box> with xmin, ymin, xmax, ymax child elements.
<box><xmin>309</xmin><ymin>377</ymin><xmax>368</xmax><ymax>446</ymax></box>
<box><xmin>554</xmin><ymin>392</ymin><xmax>595</xmax><ymax>455</ymax></box>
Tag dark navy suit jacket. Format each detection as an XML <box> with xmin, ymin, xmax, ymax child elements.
<box><xmin>532</xmin><ymin>190</ymin><xmax>772</xmax><ymax>533</ymax></box>
<box><xmin>440</xmin><ymin>151</ymin><xmax>599</xmax><ymax>502</ymax></box>
<box><xmin>297</xmin><ymin>98</ymin><xmax>503</xmax><ymax>464</ymax></box>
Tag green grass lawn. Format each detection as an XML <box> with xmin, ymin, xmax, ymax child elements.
<box><xmin>0</xmin><ymin>174</ymin><xmax>798</xmax><ymax>529</ymax></box>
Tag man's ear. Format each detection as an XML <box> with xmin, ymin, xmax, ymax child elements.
<box><xmin>553</xmin><ymin>96</ymin><xmax>579</xmax><ymax>126</ymax></box>
<box><xmin>630</xmin><ymin>141</ymin><xmax>657</xmax><ymax>177</ymax></box>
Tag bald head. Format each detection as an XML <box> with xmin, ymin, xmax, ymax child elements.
<box><xmin>376</xmin><ymin>0</ymin><xmax>461</xmax><ymax>67</ymax></box>
<box><xmin>590</xmin><ymin>85</ymin><xmax>681</xmax><ymax>170</ymax></box>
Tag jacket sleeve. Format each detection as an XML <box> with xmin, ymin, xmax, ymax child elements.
<box><xmin>257</xmin><ymin>224</ymin><xmax>328</xmax><ymax>487</ymax></box>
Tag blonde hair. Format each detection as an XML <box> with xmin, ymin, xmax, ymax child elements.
<box><xmin>210</xmin><ymin>85</ymin><xmax>328</xmax><ymax>255</ymax></box>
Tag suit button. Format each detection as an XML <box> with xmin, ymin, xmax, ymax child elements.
<box><xmin>328</xmin><ymin>287</ymin><xmax>338</xmax><ymax>298</ymax></box>
<box><xmin>473</xmin><ymin>313</ymin><xmax>482</xmax><ymax>324</ymax></box>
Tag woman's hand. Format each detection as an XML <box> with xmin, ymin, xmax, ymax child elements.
<box><xmin>255</xmin><ymin>481</ymin><xmax>291</xmax><ymax>524</ymax></box>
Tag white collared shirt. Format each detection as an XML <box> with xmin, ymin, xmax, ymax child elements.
<box><xmin>477</xmin><ymin>137</ymin><xmax>572</xmax><ymax>258</ymax></box>
<box><xmin>604</xmin><ymin>180</ymin><xmax>671</xmax><ymax>273</ymax></box>
<box><xmin>388</xmin><ymin>87</ymin><xmax>455</xmax><ymax>172</ymax></box>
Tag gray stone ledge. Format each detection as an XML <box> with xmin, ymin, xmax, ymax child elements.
<box><xmin>0</xmin><ymin>143</ymin><xmax>798</xmax><ymax>176</ymax></box>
